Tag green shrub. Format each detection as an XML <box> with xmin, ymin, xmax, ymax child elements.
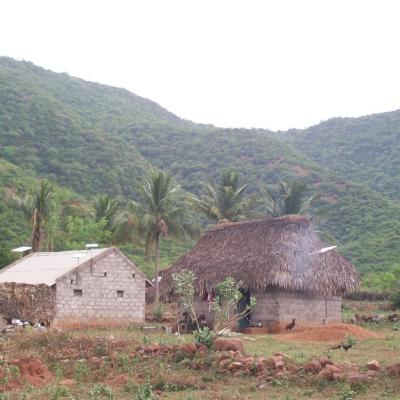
<box><xmin>193</xmin><ymin>327</ymin><xmax>213</xmax><ymax>348</ymax></box>
<box><xmin>45</xmin><ymin>384</ymin><xmax>70</xmax><ymax>400</ymax></box>
<box><xmin>74</xmin><ymin>360</ymin><xmax>90</xmax><ymax>383</ymax></box>
<box><xmin>339</xmin><ymin>384</ymin><xmax>356</xmax><ymax>400</ymax></box>
<box><xmin>89</xmin><ymin>383</ymin><xmax>113</xmax><ymax>399</ymax></box>
<box><xmin>153</xmin><ymin>304</ymin><xmax>165</xmax><ymax>321</ymax></box>
<box><xmin>132</xmin><ymin>383</ymin><xmax>157</xmax><ymax>400</ymax></box>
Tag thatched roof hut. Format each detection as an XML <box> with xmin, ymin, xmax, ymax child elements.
<box><xmin>160</xmin><ymin>215</ymin><xmax>360</xmax><ymax>327</ymax></box>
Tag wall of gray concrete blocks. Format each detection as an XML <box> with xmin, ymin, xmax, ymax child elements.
<box><xmin>251</xmin><ymin>289</ymin><xmax>342</xmax><ymax>327</ymax></box>
<box><xmin>192</xmin><ymin>288</ymin><xmax>342</xmax><ymax>330</ymax></box>
<box><xmin>54</xmin><ymin>250</ymin><xmax>145</xmax><ymax>326</ymax></box>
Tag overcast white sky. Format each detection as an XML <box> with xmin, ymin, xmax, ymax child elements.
<box><xmin>1</xmin><ymin>0</ymin><xmax>400</xmax><ymax>130</ymax></box>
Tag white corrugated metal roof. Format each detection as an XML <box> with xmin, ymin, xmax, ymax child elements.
<box><xmin>0</xmin><ymin>249</ymin><xmax>108</xmax><ymax>286</ymax></box>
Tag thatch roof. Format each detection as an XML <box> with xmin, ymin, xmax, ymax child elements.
<box><xmin>160</xmin><ymin>215</ymin><xmax>360</xmax><ymax>297</ymax></box>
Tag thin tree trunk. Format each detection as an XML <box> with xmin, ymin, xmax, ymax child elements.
<box><xmin>31</xmin><ymin>211</ymin><xmax>42</xmax><ymax>252</ymax></box>
<box><xmin>155</xmin><ymin>235</ymin><xmax>160</xmax><ymax>303</ymax></box>
<box><xmin>144</xmin><ymin>238</ymin><xmax>152</xmax><ymax>262</ymax></box>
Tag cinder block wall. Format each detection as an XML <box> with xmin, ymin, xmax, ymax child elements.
<box><xmin>192</xmin><ymin>288</ymin><xmax>342</xmax><ymax>331</ymax></box>
<box><xmin>251</xmin><ymin>289</ymin><xmax>342</xmax><ymax>328</ymax></box>
<box><xmin>54</xmin><ymin>251</ymin><xmax>145</xmax><ymax>327</ymax></box>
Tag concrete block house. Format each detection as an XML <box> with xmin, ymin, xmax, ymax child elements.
<box><xmin>160</xmin><ymin>215</ymin><xmax>360</xmax><ymax>331</ymax></box>
<box><xmin>0</xmin><ymin>247</ymin><xmax>146</xmax><ymax>327</ymax></box>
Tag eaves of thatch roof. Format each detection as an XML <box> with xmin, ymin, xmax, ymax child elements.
<box><xmin>160</xmin><ymin>215</ymin><xmax>360</xmax><ymax>298</ymax></box>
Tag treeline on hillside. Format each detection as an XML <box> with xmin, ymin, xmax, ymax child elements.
<box><xmin>3</xmin><ymin>166</ymin><xmax>399</xmax><ymax>295</ymax></box>
<box><xmin>2</xmin><ymin>169</ymin><xmax>319</xmax><ymax>296</ymax></box>
<box><xmin>281</xmin><ymin>112</ymin><xmax>400</xmax><ymax>201</ymax></box>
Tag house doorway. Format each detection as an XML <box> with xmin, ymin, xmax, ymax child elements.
<box><xmin>237</xmin><ymin>288</ymin><xmax>251</xmax><ymax>331</ymax></box>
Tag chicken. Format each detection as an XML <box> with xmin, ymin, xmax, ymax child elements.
<box><xmin>341</xmin><ymin>342</ymin><xmax>352</xmax><ymax>352</ymax></box>
<box><xmin>285</xmin><ymin>318</ymin><xmax>296</xmax><ymax>332</ymax></box>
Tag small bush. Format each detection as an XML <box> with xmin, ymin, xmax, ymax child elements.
<box><xmin>117</xmin><ymin>353</ymin><xmax>132</xmax><ymax>373</ymax></box>
<box><xmin>89</xmin><ymin>383</ymin><xmax>113</xmax><ymax>399</ymax></box>
<box><xmin>132</xmin><ymin>383</ymin><xmax>157</xmax><ymax>400</ymax></box>
<box><xmin>74</xmin><ymin>360</ymin><xmax>91</xmax><ymax>383</ymax></box>
<box><xmin>339</xmin><ymin>384</ymin><xmax>356</xmax><ymax>400</ymax></box>
<box><xmin>45</xmin><ymin>384</ymin><xmax>71</xmax><ymax>400</ymax></box>
<box><xmin>153</xmin><ymin>304</ymin><xmax>165</xmax><ymax>321</ymax></box>
<box><xmin>193</xmin><ymin>327</ymin><xmax>213</xmax><ymax>348</ymax></box>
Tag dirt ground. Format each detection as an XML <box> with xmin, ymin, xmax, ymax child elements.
<box><xmin>275</xmin><ymin>323</ymin><xmax>379</xmax><ymax>343</ymax></box>
<box><xmin>0</xmin><ymin>300</ymin><xmax>399</xmax><ymax>399</ymax></box>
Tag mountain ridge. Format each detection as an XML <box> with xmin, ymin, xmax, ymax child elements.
<box><xmin>1</xmin><ymin>56</ymin><xmax>400</xmax><ymax>277</ymax></box>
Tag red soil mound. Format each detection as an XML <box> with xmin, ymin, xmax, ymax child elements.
<box><xmin>3</xmin><ymin>358</ymin><xmax>54</xmax><ymax>390</ymax></box>
<box><xmin>276</xmin><ymin>323</ymin><xmax>378</xmax><ymax>343</ymax></box>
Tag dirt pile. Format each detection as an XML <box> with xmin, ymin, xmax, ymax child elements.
<box><xmin>11</xmin><ymin>358</ymin><xmax>53</xmax><ymax>387</ymax></box>
<box><xmin>276</xmin><ymin>323</ymin><xmax>378</xmax><ymax>342</ymax></box>
<box><xmin>0</xmin><ymin>357</ymin><xmax>53</xmax><ymax>391</ymax></box>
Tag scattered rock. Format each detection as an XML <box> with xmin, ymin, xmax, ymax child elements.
<box><xmin>346</xmin><ymin>372</ymin><xmax>371</xmax><ymax>385</ymax></box>
<box><xmin>304</xmin><ymin>360</ymin><xmax>322</xmax><ymax>374</ymax></box>
<box><xmin>178</xmin><ymin>343</ymin><xmax>197</xmax><ymax>355</ymax></box>
<box><xmin>318</xmin><ymin>364</ymin><xmax>341</xmax><ymax>380</ymax></box>
<box><xmin>228</xmin><ymin>361</ymin><xmax>243</xmax><ymax>371</ymax></box>
<box><xmin>367</xmin><ymin>360</ymin><xmax>380</xmax><ymax>371</ymax></box>
<box><xmin>319</xmin><ymin>356</ymin><xmax>334</xmax><ymax>367</ymax></box>
<box><xmin>386</xmin><ymin>363</ymin><xmax>400</xmax><ymax>376</ymax></box>
<box><xmin>213</xmin><ymin>338</ymin><xmax>245</xmax><ymax>353</ymax></box>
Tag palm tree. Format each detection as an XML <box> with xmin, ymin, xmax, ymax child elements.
<box><xmin>117</xmin><ymin>171</ymin><xmax>197</xmax><ymax>301</ymax></box>
<box><xmin>17</xmin><ymin>180</ymin><xmax>54</xmax><ymax>252</ymax></box>
<box><xmin>93</xmin><ymin>195</ymin><xmax>120</xmax><ymax>232</ymax></box>
<box><xmin>266</xmin><ymin>181</ymin><xmax>318</xmax><ymax>217</ymax></box>
<box><xmin>192</xmin><ymin>169</ymin><xmax>256</xmax><ymax>223</ymax></box>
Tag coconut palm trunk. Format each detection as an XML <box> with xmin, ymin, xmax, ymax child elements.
<box><xmin>31</xmin><ymin>210</ymin><xmax>43</xmax><ymax>252</ymax></box>
<box><xmin>155</xmin><ymin>234</ymin><xmax>160</xmax><ymax>302</ymax></box>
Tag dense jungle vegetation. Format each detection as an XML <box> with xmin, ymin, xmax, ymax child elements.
<box><xmin>1</xmin><ymin>56</ymin><xmax>400</xmax><ymax>291</ymax></box>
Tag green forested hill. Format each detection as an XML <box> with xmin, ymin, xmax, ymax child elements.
<box><xmin>1</xmin><ymin>56</ymin><xmax>400</xmax><ymax>276</ymax></box>
<box><xmin>123</xmin><ymin>124</ymin><xmax>400</xmax><ymax>275</ymax></box>
<box><xmin>280</xmin><ymin>111</ymin><xmax>400</xmax><ymax>201</ymax></box>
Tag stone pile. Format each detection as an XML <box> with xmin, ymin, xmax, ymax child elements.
<box><xmin>131</xmin><ymin>340</ymin><xmax>386</xmax><ymax>384</ymax></box>
<box><xmin>303</xmin><ymin>356</ymin><xmax>380</xmax><ymax>384</ymax></box>
<box><xmin>354</xmin><ymin>312</ymin><xmax>399</xmax><ymax>323</ymax></box>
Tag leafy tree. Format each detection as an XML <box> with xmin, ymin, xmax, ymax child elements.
<box><xmin>117</xmin><ymin>172</ymin><xmax>197</xmax><ymax>301</ymax></box>
<box><xmin>211</xmin><ymin>277</ymin><xmax>256</xmax><ymax>334</ymax></box>
<box><xmin>172</xmin><ymin>270</ymin><xmax>256</xmax><ymax>346</ymax></box>
<box><xmin>63</xmin><ymin>216</ymin><xmax>112</xmax><ymax>250</ymax></box>
<box><xmin>172</xmin><ymin>269</ymin><xmax>199</xmax><ymax>330</ymax></box>
<box><xmin>192</xmin><ymin>169</ymin><xmax>256</xmax><ymax>223</ymax></box>
<box><xmin>266</xmin><ymin>181</ymin><xmax>318</xmax><ymax>217</ymax></box>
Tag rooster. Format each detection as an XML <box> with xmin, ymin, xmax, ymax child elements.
<box><xmin>341</xmin><ymin>342</ymin><xmax>352</xmax><ymax>352</ymax></box>
<box><xmin>285</xmin><ymin>318</ymin><xmax>296</xmax><ymax>332</ymax></box>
